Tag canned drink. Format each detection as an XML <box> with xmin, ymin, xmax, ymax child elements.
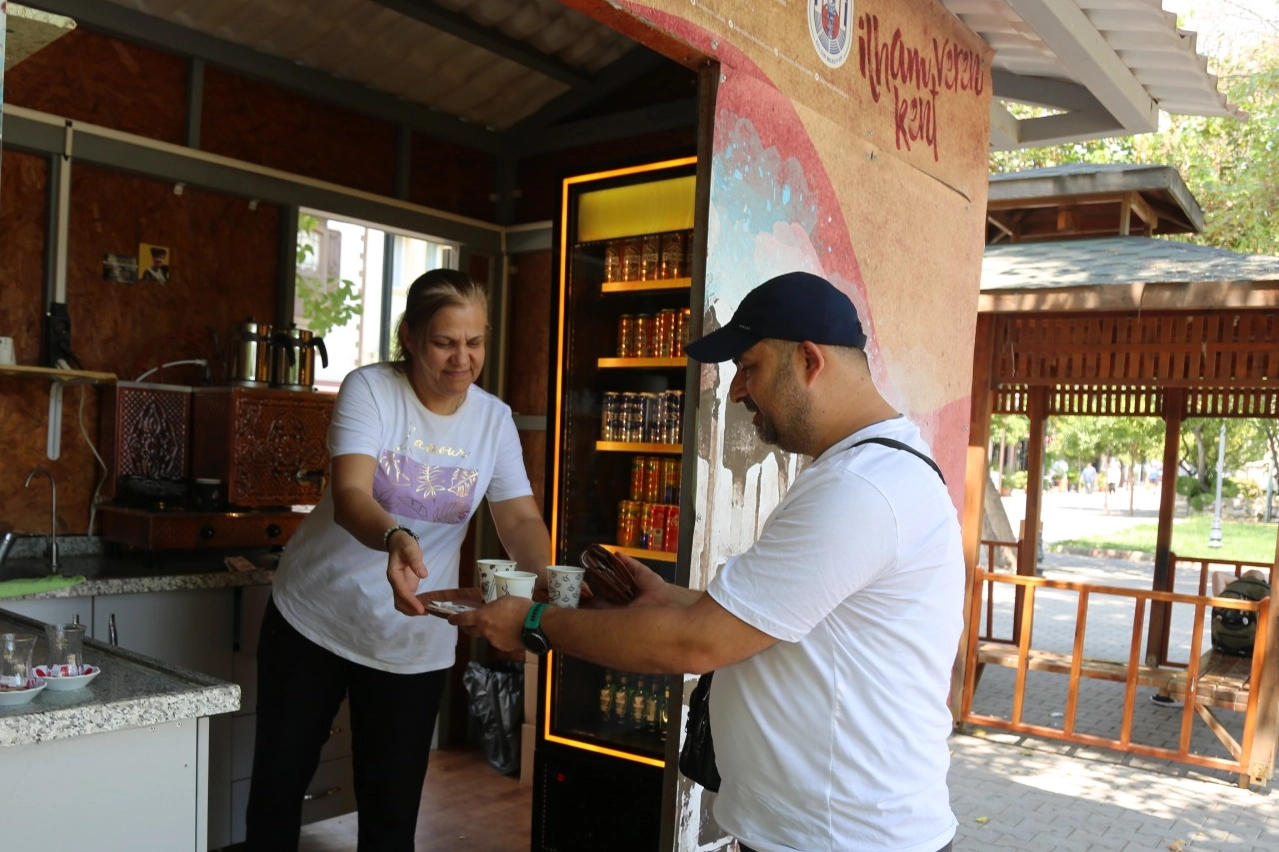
<box><xmin>656</xmin><ymin>309</ymin><xmax>677</xmax><ymax>358</ymax></box>
<box><xmin>601</xmin><ymin>391</ymin><xmax>621</xmax><ymax>441</ymax></box>
<box><xmin>674</xmin><ymin>308</ymin><xmax>692</xmax><ymax>356</ymax></box>
<box><xmin>604</xmin><ymin>241</ymin><xmax>621</xmax><ymax>283</ymax></box>
<box><xmin>617</xmin><ymin>313</ymin><xmax>636</xmax><ymax>358</ymax></box>
<box><xmin>645</xmin><ymin>504</ymin><xmax>667</xmax><ymax>551</ymax></box>
<box><xmin>634</xmin><ymin>314</ymin><xmax>653</xmax><ymax>359</ymax></box>
<box><xmin>643</xmin><ymin>456</ymin><xmax>662</xmax><ymax>503</ymax></box>
<box><xmin>660</xmin><ymin>231</ymin><xmax>687</xmax><ymax>279</ymax></box>
<box><xmin>641</xmin><ymin>392</ymin><xmax>663</xmax><ymax>443</ymax></box>
<box><xmin>640</xmin><ymin>233</ymin><xmax>662</xmax><ymax>281</ymax></box>
<box><xmin>621</xmin><ymin>392</ymin><xmax>644</xmax><ymax>443</ymax></box>
<box><xmin>630</xmin><ymin>456</ymin><xmax>647</xmax><ymax>501</ymax></box>
<box><xmin>663</xmin><ymin>390</ymin><xmax>684</xmax><ymax>444</ymax></box>
<box><xmin>618</xmin><ymin>500</ymin><xmax>641</xmax><ymax>547</ymax></box>
<box><xmin>664</xmin><ymin>507</ymin><xmax>680</xmax><ymax>553</ymax></box>
<box><xmin>621</xmin><ymin>238</ymin><xmax>642</xmax><ymax>281</ymax></box>
<box><xmin>661</xmin><ymin>458</ymin><xmax>681</xmax><ymax>504</ymax></box>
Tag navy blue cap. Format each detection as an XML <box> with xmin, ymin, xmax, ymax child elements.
<box><xmin>684</xmin><ymin>271</ymin><xmax>866</xmax><ymax>363</ymax></box>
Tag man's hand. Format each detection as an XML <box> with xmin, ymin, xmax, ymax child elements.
<box><xmin>450</xmin><ymin>595</ymin><xmax>533</xmax><ymax>652</ymax></box>
<box><xmin>387</xmin><ymin>535</ymin><xmax>429</xmax><ymax>615</ymax></box>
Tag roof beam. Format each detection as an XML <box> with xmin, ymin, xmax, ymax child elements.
<box><xmin>989</xmin><ymin>100</ymin><xmax>1020</xmax><ymax>149</ymax></box>
<box><xmin>506</xmin><ymin>48</ymin><xmax>669</xmax><ymax>136</ymax></box>
<box><xmin>1006</xmin><ymin>0</ymin><xmax>1158</xmax><ymax>133</ymax></box>
<box><xmin>369</xmin><ymin>0</ymin><xmax>591</xmax><ymax>88</ymax></box>
<box><xmin>506</xmin><ymin>98</ymin><xmax>696</xmax><ymax>156</ymax></box>
<box><xmin>991</xmin><ymin>71</ymin><xmax>1105</xmax><ymax>113</ymax></box>
<box><xmin>26</xmin><ymin>0</ymin><xmax>500</xmax><ymax>152</ymax></box>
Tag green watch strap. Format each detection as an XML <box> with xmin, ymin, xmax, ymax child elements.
<box><xmin>523</xmin><ymin>602</ymin><xmax>548</xmax><ymax>631</ymax></box>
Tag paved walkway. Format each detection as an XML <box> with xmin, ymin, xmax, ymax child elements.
<box><xmin>949</xmin><ymin>492</ymin><xmax>1279</xmax><ymax>851</ymax></box>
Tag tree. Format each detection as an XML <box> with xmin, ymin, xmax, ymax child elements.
<box><xmin>295</xmin><ymin>213</ymin><xmax>363</xmax><ymax>338</ymax></box>
<box><xmin>991</xmin><ymin>34</ymin><xmax>1279</xmax><ymax>257</ymax></box>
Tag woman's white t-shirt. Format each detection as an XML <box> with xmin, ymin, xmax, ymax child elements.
<box><xmin>271</xmin><ymin>363</ymin><xmax>533</xmax><ymax>673</ymax></box>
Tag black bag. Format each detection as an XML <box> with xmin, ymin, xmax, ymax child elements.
<box><xmin>1211</xmin><ymin>575</ymin><xmax>1271</xmax><ymax>657</ymax></box>
<box><xmin>678</xmin><ymin>671</ymin><xmax>721</xmax><ymax>791</ymax></box>
<box><xmin>462</xmin><ymin>660</ymin><xmax>523</xmax><ymax>775</ymax></box>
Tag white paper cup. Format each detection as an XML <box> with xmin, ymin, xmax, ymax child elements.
<box><xmin>547</xmin><ymin>565</ymin><xmax>586</xmax><ymax>608</ymax></box>
<box><xmin>494</xmin><ymin>569</ymin><xmax>537</xmax><ymax>599</ymax></box>
<box><xmin>476</xmin><ymin>559</ymin><xmax>517</xmax><ymax>603</ymax></box>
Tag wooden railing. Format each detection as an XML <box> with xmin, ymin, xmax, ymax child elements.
<box><xmin>1153</xmin><ymin>553</ymin><xmax>1274</xmax><ymax>668</ymax></box>
<box><xmin>960</xmin><ymin>568</ymin><xmax>1275</xmax><ymax>788</ymax></box>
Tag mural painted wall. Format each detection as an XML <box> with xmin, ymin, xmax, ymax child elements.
<box><xmin>569</xmin><ymin>1</ymin><xmax>993</xmax><ymax>848</ymax></box>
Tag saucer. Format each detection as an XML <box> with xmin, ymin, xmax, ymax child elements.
<box><xmin>0</xmin><ymin>677</ymin><xmax>48</xmax><ymax>706</ymax></box>
<box><xmin>33</xmin><ymin>665</ymin><xmax>100</xmax><ymax>692</ymax></box>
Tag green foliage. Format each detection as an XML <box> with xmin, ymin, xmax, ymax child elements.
<box><xmin>1006</xmin><ymin>470</ymin><xmax>1028</xmax><ymax>491</ymax></box>
<box><xmin>296</xmin><ymin>213</ymin><xmax>363</xmax><ymax>338</ymax></box>
<box><xmin>1055</xmin><ymin>516</ymin><xmax>1277</xmax><ymax>564</ymax></box>
<box><xmin>991</xmin><ymin>42</ymin><xmax>1279</xmax><ymax>257</ymax></box>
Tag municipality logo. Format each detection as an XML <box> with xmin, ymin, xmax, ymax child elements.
<box><xmin>809</xmin><ymin>0</ymin><xmax>853</xmax><ymax>68</ymax></box>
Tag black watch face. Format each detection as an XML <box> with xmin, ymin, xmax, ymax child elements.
<box><xmin>522</xmin><ymin>628</ymin><xmax>550</xmax><ymax>655</ymax></box>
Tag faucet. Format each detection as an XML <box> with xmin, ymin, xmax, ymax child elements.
<box><xmin>23</xmin><ymin>467</ymin><xmax>59</xmax><ymax>573</ymax></box>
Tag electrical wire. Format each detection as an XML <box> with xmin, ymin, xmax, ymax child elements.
<box><xmin>134</xmin><ymin>358</ymin><xmax>208</xmax><ymax>383</ymax></box>
<box><xmin>78</xmin><ymin>384</ymin><xmax>109</xmax><ymax>537</ymax></box>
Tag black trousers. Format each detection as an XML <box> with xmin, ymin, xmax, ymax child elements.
<box><xmin>244</xmin><ymin>596</ymin><xmax>448</xmax><ymax>852</ymax></box>
<box><xmin>740</xmin><ymin>841</ymin><xmax>952</xmax><ymax>852</ymax></box>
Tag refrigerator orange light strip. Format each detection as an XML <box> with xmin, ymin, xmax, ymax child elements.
<box><xmin>548</xmin><ymin>155</ymin><xmax>696</xmax><ymax>560</ymax></box>
<box><xmin>541</xmin><ymin>650</ymin><xmax>667</xmax><ymax>768</ymax></box>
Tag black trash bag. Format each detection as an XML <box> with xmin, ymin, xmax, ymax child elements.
<box><xmin>462</xmin><ymin>660</ymin><xmax>523</xmax><ymax>775</ymax></box>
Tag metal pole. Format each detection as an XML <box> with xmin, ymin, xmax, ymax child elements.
<box><xmin>1207</xmin><ymin>423</ymin><xmax>1225</xmax><ymax>548</ymax></box>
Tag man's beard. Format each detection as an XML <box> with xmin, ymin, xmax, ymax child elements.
<box><xmin>749</xmin><ymin>365</ymin><xmax>812</xmax><ymax>454</ymax></box>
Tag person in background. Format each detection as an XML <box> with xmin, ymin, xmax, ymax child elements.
<box><xmin>426</xmin><ymin>271</ymin><xmax>964</xmax><ymax>852</ymax></box>
<box><xmin>245</xmin><ymin>268</ymin><xmax>551</xmax><ymax>852</ymax></box>
<box><xmin>1081</xmin><ymin>462</ymin><xmax>1097</xmax><ymax>494</ymax></box>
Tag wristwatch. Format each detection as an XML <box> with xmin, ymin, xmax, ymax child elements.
<box><xmin>521</xmin><ymin>602</ymin><xmax>551</xmax><ymax>656</ymax></box>
<box><xmin>383</xmin><ymin>525</ymin><xmax>419</xmax><ymax>550</ymax></box>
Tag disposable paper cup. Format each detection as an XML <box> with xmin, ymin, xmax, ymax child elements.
<box><xmin>476</xmin><ymin>559</ymin><xmax>517</xmax><ymax>604</ymax></box>
<box><xmin>547</xmin><ymin>565</ymin><xmax>586</xmax><ymax>608</ymax></box>
<box><xmin>494</xmin><ymin>569</ymin><xmax>537</xmax><ymax>599</ymax></box>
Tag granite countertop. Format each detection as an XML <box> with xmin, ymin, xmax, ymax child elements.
<box><xmin>0</xmin><ymin>609</ymin><xmax>241</xmax><ymax>747</ymax></box>
<box><xmin>0</xmin><ymin>541</ymin><xmax>278</xmax><ymax>599</ymax></box>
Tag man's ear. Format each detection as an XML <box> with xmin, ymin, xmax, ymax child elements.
<box><xmin>797</xmin><ymin>341</ymin><xmax>826</xmax><ymax>385</ymax></box>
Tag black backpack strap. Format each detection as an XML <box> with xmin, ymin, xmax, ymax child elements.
<box><xmin>851</xmin><ymin>437</ymin><xmax>945</xmax><ymax>485</ymax></box>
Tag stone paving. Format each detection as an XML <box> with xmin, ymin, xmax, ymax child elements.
<box><xmin>949</xmin><ymin>491</ymin><xmax>1278</xmax><ymax>851</ymax></box>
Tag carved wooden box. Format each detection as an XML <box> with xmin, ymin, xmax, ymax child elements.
<box><xmin>191</xmin><ymin>387</ymin><xmax>335</xmax><ymax>507</ymax></box>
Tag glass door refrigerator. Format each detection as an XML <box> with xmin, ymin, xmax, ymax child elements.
<box><xmin>535</xmin><ymin>155</ymin><xmax>698</xmax><ymax>852</ymax></box>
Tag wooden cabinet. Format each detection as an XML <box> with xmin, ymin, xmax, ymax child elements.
<box><xmin>191</xmin><ymin>387</ymin><xmax>335</xmax><ymax>507</ymax></box>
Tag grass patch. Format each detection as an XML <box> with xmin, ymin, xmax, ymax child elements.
<box><xmin>1056</xmin><ymin>514</ymin><xmax>1277</xmax><ymax>565</ymax></box>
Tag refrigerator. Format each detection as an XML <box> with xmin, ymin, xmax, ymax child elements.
<box><xmin>535</xmin><ymin>155</ymin><xmax>699</xmax><ymax>851</ymax></box>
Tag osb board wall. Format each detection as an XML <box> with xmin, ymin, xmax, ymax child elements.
<box><xmin>3</xmin><ymin>29</ymin><xmax>189</xmax><ymax>144</ymax></box>
<box><xmin>200</xmin><ymin>66</ymin><xmax>399</xmax><ymax>198</ymax></box>
<box><xmin>0</xmin><ymin>27</ymin><xmax>497</xmax><ymax>535</ymax></box>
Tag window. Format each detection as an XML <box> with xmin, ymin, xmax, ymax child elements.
<box><xmin>295</xmin><ymin>209</ymin><xmax>454</xmax><ymax>391</ymax></box>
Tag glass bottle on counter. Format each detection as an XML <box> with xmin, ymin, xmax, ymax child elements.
<box><xmin>613</xmin><ymin>673</ymin><xmax>632</xmax><ymax>725</ymax></box>
<box><xmin>659</xmin><ymin>682</ymin><xmax>670</xmax><ymax>741</ymax></box>
<box><xmin>644</xmin><ymin>679</ymin><xmax>660</xmax><ymax>733</ymax></box>
<box><xmin>631</xmin><ymin>677</ymin><xmax>649</xmax><ymax>727</ymax></box>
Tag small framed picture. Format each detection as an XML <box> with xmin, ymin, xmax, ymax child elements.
<box><xmin>139</xmin><ymin>243</ymin><xmax>171</xmax><ymax>284</ymax></box>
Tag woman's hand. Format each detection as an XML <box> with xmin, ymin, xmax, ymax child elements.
<box><xmin>387</xmin><ymin>532</ymin><xmax>430</xmax><ymax>615</ymax></box>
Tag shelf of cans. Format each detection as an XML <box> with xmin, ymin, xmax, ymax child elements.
<box><xmin>596</xmin><ymin>228</ymin><xmax>693</xmax><ymax>288</ymax></box>
<box><xmin>597</xmin><ymin>669</ymin><xmax>671</xmax><ymax>743</ymax></box>
<box><xmin>599</xmin><ymin>389</ymin><xmax>683</xmax><ymax>445</ymax></box>
<box><xmin>615</xmin><ymin>456</ymin><xmax>681</xmax><ymax>553</ymax></box>
<box><xmin>615</xmin><ymin>307</ymin><xmax>692</xmax><ymax>359</ymax></box>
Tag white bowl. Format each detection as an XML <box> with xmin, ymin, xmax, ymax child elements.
<box><xmin>32</xmin><ymin>665</ymin><xmax>100</xmax><ymax>692</ymax></box>
<box><xmin>0</xmin><ymin>677</ymin><xmax>47</xmax><ymax>706</ymax></box>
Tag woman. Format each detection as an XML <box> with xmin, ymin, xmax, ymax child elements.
<box><xmin>245</xmin><ymin>269</ymin><xmax>550</xmax><ymax>852</ymax></box>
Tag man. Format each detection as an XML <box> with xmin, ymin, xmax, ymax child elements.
<box><xmin>408</xmin><ymin>271</ymin><xmax>963</xmax><ymax>852</ymax></box>
<box><xmin>141</xmin><ymin>246</ymin><xmax>169</xmax><ymax>284</ymax></box>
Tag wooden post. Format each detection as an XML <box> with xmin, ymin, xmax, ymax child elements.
<box><xmin>1014</xmin><ymin>386</ymin><xmax>1048</xmax><ymax>643</ymax></box>
<box><xmin>954</xmin><ymin>313</ymin><xmax>995</xmax><ymax>723</ymax></box>
<box><xmin>1148</xmin><ymin>388</ymin><xmax>1184</xmax><ymax>666</ymax></box>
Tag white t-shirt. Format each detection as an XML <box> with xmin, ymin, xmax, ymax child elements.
<box><xmin>707</xmin><ymin>417</ymin><xmax>963</xmax><ymax>852</ymax></box>
<box><xmin>271</xmin><ymin>363</ymin><xmax>533</xmax><ymax>673</ymax></box>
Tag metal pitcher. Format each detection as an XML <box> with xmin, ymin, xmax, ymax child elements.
<box><xmin>228</xmin><ymin>320</ymin><xmax>273</xmax><ymax>386</ymax></box>
<box><xmin>270</xmin><ymin>325</ymin><xmax>328</xmax><ymax>390</ymax></box>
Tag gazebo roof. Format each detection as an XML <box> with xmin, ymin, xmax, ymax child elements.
<box><xmin>980</xmin><ymin>236</ymin><xmax>1279</xmax><ymax>312</ymax></box>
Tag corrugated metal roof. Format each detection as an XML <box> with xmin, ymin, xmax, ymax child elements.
<box><xmin>983</xmin><ymin>237</ymin><xmax>1279</xmax><ymax>290</ymax></box>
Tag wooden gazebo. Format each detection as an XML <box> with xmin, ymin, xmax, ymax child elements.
<box><xmin>958</xmin><ymin>165</ymin><xmax>1279</xmax><ymax>788</ymax></box>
